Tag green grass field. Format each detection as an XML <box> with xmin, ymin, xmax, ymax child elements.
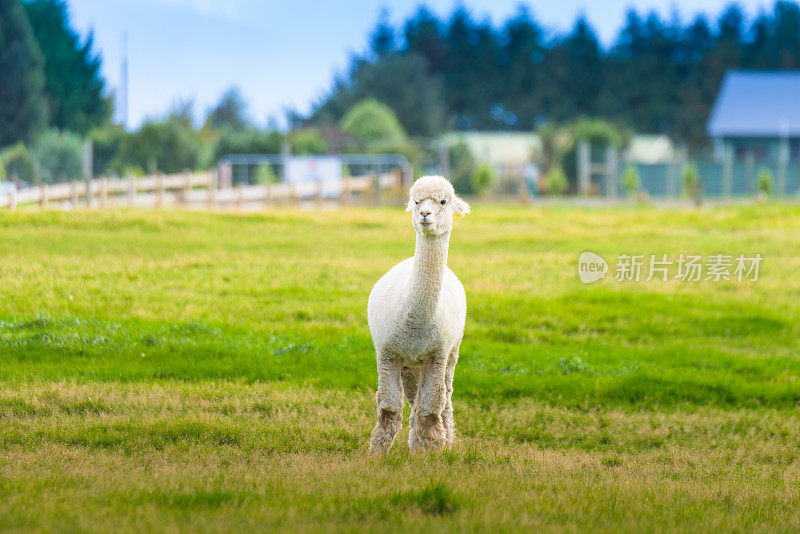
<box><xmin>1</xmin><ymin>204</ymin><xmax>798</xmax><ymax>532</ymax></box>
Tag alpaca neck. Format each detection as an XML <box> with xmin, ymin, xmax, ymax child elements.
<box><xmin>405</xmin><ymin>231</ymin><xmax>450</xmax><ymax>323</ymax></box>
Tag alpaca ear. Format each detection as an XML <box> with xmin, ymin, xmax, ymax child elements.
<box><xmin>452</xmin><ymin>196</ymin><xmax>470</xmax><ymax>217</ymax></box>
<box><xmin>406</xmin><ymin>198</ymin><xmax>416</xmax><ymax>212</ymax></box>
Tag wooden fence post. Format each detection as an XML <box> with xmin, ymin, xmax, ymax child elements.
<box><xmin>85</xmin><ymin>179</ymin><xmax>93</xmax><ymax>207</ymax></box>
<box><xmin>181</xmin><ymin>170</ymin><xmax>191</xmax><ymax>204</ymax></box>
<box><xmin>722</xmin><ymin>141</ymin><xmax>733</xmax><ymax>197</ymax></box>
<box><xmin>156</xmin><ymin>172</ymin><xmax>165</xmax><ymax>208</ymax></box>
<box><xmin>342</xmin><ymin>176</ymin><xmax>350</xmax><ymax>205</ymax></box>
<box><xmin>235</xmin><ymin>183</ymin><xmax>244</xmax><ymax>209</ymax></box>
<box><xmin>127</xmin><ymin>177</ymin><xmax>136</xmax><ymax>206</ymax></box>
<box><xmin>39</xmin><ymin>183</ymin><xmax>47</xmax><ymax>208</ymax></box>
<box><xmin>71</xmin><ymin>181</ymin><xmax>79</xmax><ymax>207</ymax></box>
<box><xmin>315</xmin><ymin>179</ymin><xmax>323</xmax><ymax>207</ymax></box>
<box><xmin>8</xmin><ymin>189</ymin><xmax>16</xmax><ymax>211</ymax></box>
<box><xmin>207</xmin><ymin>170</ymin><xmax>217</xmax><ymax>209</ymax></box>
<box><xmin>99</xmin><ymin>177</ymin><xmax>108</xmax><ymax>208</ymax></box>
<box><xmin>577</xmin><ymin>140</ymin><xmax>590</xmax><ymax>197</ymax></box>
<box><xmin>605</xmin><ymin>146</ymin><xmax>619</xmax><ymax>199</ymax></box>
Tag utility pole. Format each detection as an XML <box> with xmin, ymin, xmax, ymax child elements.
<box><xmin>120</xmin><ymin>31</ymin><xmax>129</xmax><ymax>128</ymax></box>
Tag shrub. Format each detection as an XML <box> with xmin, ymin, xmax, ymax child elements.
<box><xmin>340</xmin><ymin>98</ymin><xmax>406</xmax><ymax>144</ymax></box>
<box><xmin>557</xmin><ymin>118</ymin><xmax>630</xmax><ymax>188</ymax></box>
<box><xmin>682</xmin><ymin>162</ymin><xmax>702</xmax><ymax>206</ymax></box>
<box><xmin>90</xmin><ymin>125</ymin><xmax>128</xmax><ymax>176</ymax></box>
<box><xmin>448</xmin><ymin>141</ymin><xmax>476</xmax><ymax>195</ymax></box>
<box><xmin>0</xmin><ymin>142</ymin><xmax>35</xmax><ymax>183</ymax></box>
<box><xmin>570</xmin><ymin>118</ymin><xmax>626</xmax><ymax>149</ymax></box>
<box><xmin>254</xmin><ymin>164</ymin><xmax>278</xmax><ymax>184</ymax></box>
<box><xmin>288</xmin><ymin>129</ymin><xmax>327</xmax><ymax>155</ymax></box>
<box><xmin>35</xmin><ymin>130</ymin><xmax>84</xmax><ymax>183</ymax></box>
<box><xmin>757</xmin><ymin>167</ymin><xmax>774</xmax><ymax>196</ymax></box>
<box><xmin>471</xmin><ymin>163</ymin><xmax>496</xmax><ymax>194</ymax></box>
<box><xmin>621</xmin><ymin>164</ymin><xmax>641</xmax><ymax>198</ymax></box>
<box><xmin>544</xmin><ymin>165</ymin><xmax>568</xmax><ymax>195</ymax></box>
<box><xmin>213</xmin><ymin>128</ymin><xmax>283</xmax><ymax>163</ymax></box>
<box><xmin>682</xmin><ymin>162</ymin><xmax>700</xmax><ymax>193</ymax></box>
<box><xmin>117</xmin><ymin>119</ymin><xmax>203</xmax><ymax>173</ymax></box>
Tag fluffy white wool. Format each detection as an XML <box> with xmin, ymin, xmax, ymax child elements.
<box><xmin>367</xmin><ymin>176</ymin><xmax>470</xmax><ymax>453</ymax></box>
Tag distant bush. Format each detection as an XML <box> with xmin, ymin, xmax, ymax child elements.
<box><xmin>120</xmin><ymin>165</ymin><xmax>145</xmax><ymax>177</ymax></box>
<box><xmin>448</xmin><ymin>141</ymin><xmax>476</xmax><ymax>195</ymax></box>
<box><xmin>90</xmin><ymin>125</ymin><xmax>127</xmax><ymax>176</ymax></box>
<box><xmin>35</xmin><ymin>130</ymin><xmax>84</xmax><ymax>183</ymax></box>
<box><xmin>757</xmin><ymin>167</ymin><xmax>774</xmax><ymax>196</ymax></box>
<box><xmin>570</xmin><ymin>118</ymin><xmax>627</xmax><ymax>149</ymax></box>
<box><xmin>340</xmin><ymin>98</ymin><xmax>406</xmax><ymax>145</ymax></box>
<box><xmin>621</xmin><ymin>164</ymin><xmax>641</xmax><ymax>198</ymax></box>
<box><xmin>288</xmin><ymin>129</ymin><xmax>327</xmax><ymax>155</ymax></box>
<box><xmin>471</xmin><ymin>163</ymin><xmax>496</xmax><ymax>194</ymax></box>
<box><xmin>213</xmin><ymin>127</ymin><xmax>283</xmax><ymax>163</ymax></box>
<box><xmin>556</xmin><ymin>119</ymin><xmax>630</xmax><ymax>189</ymax></box>
<box><xmin>117</xmin><ymin>119</ymin><xmax>203</xmax><ymax>173</ymax></box>
<box><xmin>0</xmin><ymin>142</ymin><xmax>35</xmax><ymax>183</ymax></box>
<box><xmin>254</xmin><ymin>164</ymin><xmax>278</xmax><ymax>184</ymax></box>
<box><xmin>682</xmin><ymin>162</ymin><xmax>701</xmax><ymax>206</ymax></box>
<box><xmin>544</xmin><ymin>165</ymin><xmax>568</xmax><ymax>195</ymax></box>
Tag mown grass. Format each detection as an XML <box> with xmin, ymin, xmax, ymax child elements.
<box><xmin>0</xmin><ymin>204</ymin><xmax>798</xmax><ymax>532</ymax></box>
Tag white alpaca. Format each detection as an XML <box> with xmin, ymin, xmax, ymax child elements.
<box><xmin>367</xmin><ymin>176</ymin><xmax>469</xmax><ymax>453</ymax></box>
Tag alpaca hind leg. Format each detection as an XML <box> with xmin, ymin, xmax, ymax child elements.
<box><xmin>409</xmin><ymin>353</ymin><xmax>447</xmax><ymax>452</ymax></box>
<box><xmin>369</xmin><ymin>356</ymin><xmax>403</xmax><ymax>453</ymax></box>
<box><xmin>441</xmin><ymin>342</ymin><xmax>460</xmax><ymax>445</ymax></box>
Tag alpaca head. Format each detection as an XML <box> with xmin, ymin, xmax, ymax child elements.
<box><xmin>406</xmin><ymin>175</ymin><xmax>470</xmax><ymax>237</ymax></box>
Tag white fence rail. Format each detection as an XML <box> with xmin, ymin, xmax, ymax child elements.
<box><xmin>0</xmin><ymin>171</ymin><xmax>401</xmax><ymax>210</ymax></box>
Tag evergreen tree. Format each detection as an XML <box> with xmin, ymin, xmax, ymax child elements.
<box><xmin>773</xmin><ymin>1</ymin><xmax>800</xmax><ymax>67</ymax></box>
<box><xmin>370</xmin><ymin>9</ymin><xmax>395</xmax><ymax>57</ymax></box>
<box><xmin>308</xmin><ymin>1</ymin><xmax>800</xmax><ymax>150</ymax></box>
<box><xmin>205</xmin><ymin>88</ymin><xmax>250</xmax><ymax>131</ymax></box>
<box><xmin>0</xmin><ymin>0</ymin><xmax>48</xmax><ymax>146</ymax></box>
<box><xmin>403</xmin><ymin>7</ymin><xmax>448</xmax><ymax>73</ymax></box>
<box><xmin>23</xmin><ymin>0</ymin><xmax>110</xmax><ymax>134</ymax></box>
<box><xmin>543</xmin><ymin>16</ymin><xmax>603</xmax><ymax>121</ymax></box>
<box><xmin>500</xmin><ymin>7</ymin><xmax>545</xmax><ymax>129</ymax></box>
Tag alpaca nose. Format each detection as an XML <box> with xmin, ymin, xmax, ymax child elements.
<box><xmin>419</xmin><ymin>208</ymin><xmax>431</xmax><ymax>218</ymax></box>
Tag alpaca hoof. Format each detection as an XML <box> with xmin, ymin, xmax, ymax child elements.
<box><xmin>409</xmin><ymin>414</ymin><xmax>447</xmax><ymax>452</ymax></box>
<box><xmin>369</xmin><ymin>411</ymin><xmax>401</xmax><ymax>453</ymax></box>
<box><xmin>369</xmin><ymin>429</ymin><xmax>395</xmax><ymax>454</ymax></box>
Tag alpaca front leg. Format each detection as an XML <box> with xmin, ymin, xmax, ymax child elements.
<box><xmin>401</xmin><ymin>366</ymin><xmax>420</xmax><ymax>434</ymax></box>
<box><xmin>369</xmin><ymin>355</ymin><xmax>403</xmax><ymax>453</ymax></box>
<box><xmin>409</xmin><ymin>353</ymin><xmax>447</xmax><ymax>452</ymax></box>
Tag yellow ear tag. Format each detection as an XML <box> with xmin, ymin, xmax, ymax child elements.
<box><xmin>454</xmin><ymin>213</ymin><xmax>463</xmax><ymax>221</ymax></box>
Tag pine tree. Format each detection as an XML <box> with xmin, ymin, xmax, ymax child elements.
<box><xmin>0</xmin><ymin>0</ymin><xmax>48</xmax><ymax>146</ymax></box>
<box><xmin>23</xmin><ymin>0</ymin><xmax>110</xmax><ymax>134</ymax></box>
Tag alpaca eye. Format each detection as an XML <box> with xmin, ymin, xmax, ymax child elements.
<box><xmin>440</xmin><ymin>200</ymin><xmax>446</xmax><ymax>205</ymax></box>
<box><xmin>415</xmin><ymin>201</ymin><xmax>419</xmax><ymax>205</ymax></box>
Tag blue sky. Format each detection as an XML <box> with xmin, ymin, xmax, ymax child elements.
<box><xmin>67</xmin><ymin>0</ymin><xmax>773</xmax><ymax>129</ymax></box>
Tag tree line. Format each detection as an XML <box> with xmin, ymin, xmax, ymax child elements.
<box><xmin>4</xmin><ymin>0</ymin><xmax>800</xmax><ymax>184</ymax></box>
<box><xmin>309</xmin><ymin>1</ymin><xmax>800</xmax><ymax>149</ymax></box>
<box><xmin>0</xmin><ymin>0</ymin><xmax>334</xmax><ymax>183</ymax></box>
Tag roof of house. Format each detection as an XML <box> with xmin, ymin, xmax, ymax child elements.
<box><xmin>707</xmin><ymin>71</ymin><xmax>800</xmax><ymax>138</ymax></box>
